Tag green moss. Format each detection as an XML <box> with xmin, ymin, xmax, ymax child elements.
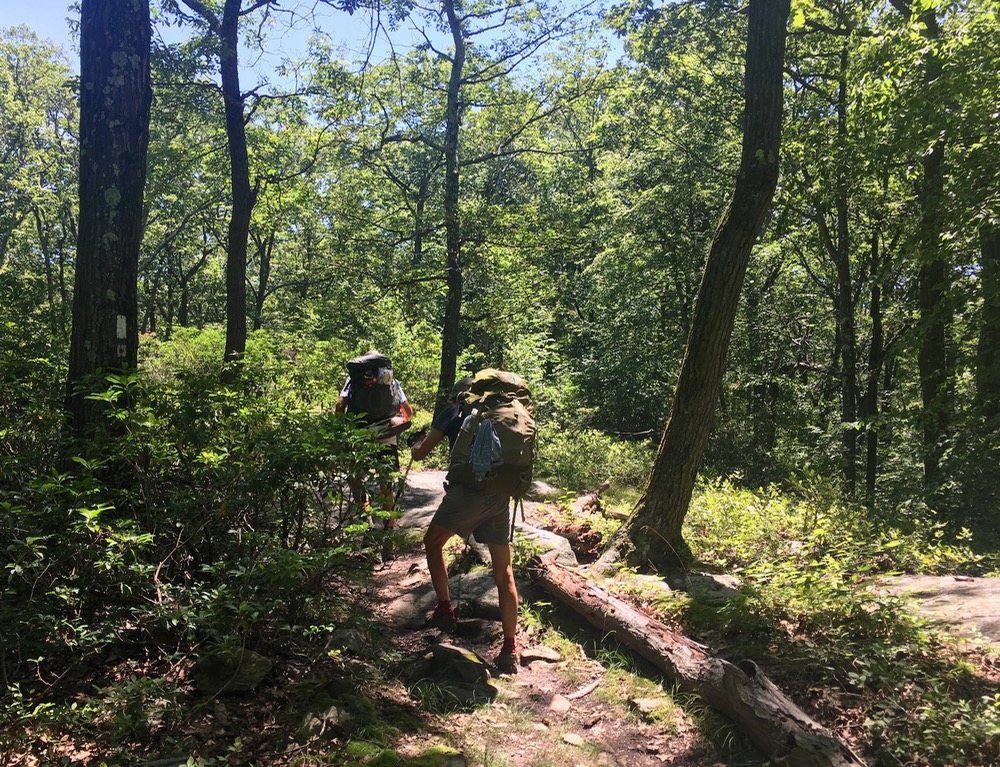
<box><xmin>407</xmin><ymin>746</ymin><xmax>463</xmax><ymax>767</ymax></box>
<box><xmin>345</xmin><ymin>741</ymin><xmax>383</xmax><ymax>759</ymax></box>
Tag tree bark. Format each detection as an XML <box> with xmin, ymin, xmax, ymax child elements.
<box><xmin>864</xmin><ymin>235</ymin><xmax>884</xmax><ymax>509</ymax></box>
<box><xmin>833</xmin><ymin>43</ymin><xmax>858</xmax><ymax>496</ymax></box>
<box><xmin>179</xmin><ymin>0</ymin><xmax>260</xmax><ymax>376</ymax></box>
<box><xmin>251</xmin><ymin>228</ymin><xmax>275</xmax><ymax>330</ymax></box>
<box><xmin>219</xmin><ymin>0</ymin><xmax>255</xmax><ymax>372</ymax></box>
<box><xmin>435</xmin><ymin>0</ymin><xmax>467</xmax><ymax>416</ymax></box>
<box><xmin>529</xmin><ymin>558</ymin><xmax>865</xmax><ymax>767</ymax></box>
<box><xmin>597</xmin><ymin>0</ymin><xmax>790</xmax><ymax>572</ymax></box>
<box><xmin>66</xmin><ymin>0</ymin><xmax>151</xmax><ymax>431</ymax></box>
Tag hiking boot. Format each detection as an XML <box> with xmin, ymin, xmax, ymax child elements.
<box><xmin>426</xmin><ymin>603</ymin><xmax>457</xmax><ymax>632</ymax></box>
<box><xmin>494</xmin><ymin>649</ymin><xmax>520</xmax><ymax>675</ymax></box>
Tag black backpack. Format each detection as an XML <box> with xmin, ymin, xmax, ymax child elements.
<box><xmin>345</xmin><ymin>352</ymin><xmax>401</xmax><ymax>426</ymax></box>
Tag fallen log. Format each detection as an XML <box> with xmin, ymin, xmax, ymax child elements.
<box><xmin>528</xmin><ymin>557</ymin><xmax>865</xmax><ymax>767</ymax></box>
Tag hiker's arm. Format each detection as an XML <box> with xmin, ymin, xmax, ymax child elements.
<box><xmin>410</xmin><ymin>428</ymin><xmax>444</xmax><ymax>461</ymax></box>
<box><xmin>335</xmin><ymin>397</ymin><xmax>347</xmax><ymax>413</ymax></box>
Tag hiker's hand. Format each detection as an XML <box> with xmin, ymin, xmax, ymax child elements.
<box><xmin>406</xmin><ymin>427</ymin><xmax>428</xmax><ymax>448</ymax></box>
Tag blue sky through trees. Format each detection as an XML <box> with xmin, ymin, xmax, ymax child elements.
<box><xmin>0</xmin><ymin>0</ymin><xmax>435</xmax><ymax>78</ymax></box>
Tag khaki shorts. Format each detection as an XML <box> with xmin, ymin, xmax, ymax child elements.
<box><xmin>431</xmin><ymin>481</ymin><xmax>512</xmax><ymax>546</ymax></box>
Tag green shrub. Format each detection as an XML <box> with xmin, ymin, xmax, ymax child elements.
<box><xmin>536</xmin><ymin>425</ymin><xmax>653</xmax><ymax>492</ymax></box>
<box><xmin>1</xmin><ymin>330</ymin><xmax>397</xmax><ymax>704</ymax></box>
<box><xmin>679</xmin><ymin>477</ymin><xmax>996</xmax><ymax>766</ymax></box>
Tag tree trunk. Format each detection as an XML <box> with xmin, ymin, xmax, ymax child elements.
<box><xmin>251</xmin><ymin>228</ymin><xmax>274</xmax><ymax>330</ymax></box>
<box><xmin>597</xmin><ymin>0</ymin><xmax>790</xmax><ymax>572</ymax></box>
<box><xmin>219</xmin><ymin>0</ymin><xmax>255</xmax><ymax>373</ymax></box>
<box><xmin>529</xmin><ymin>558</ymin><xmax>865</xmax><ymax>767</ymax></box>
<box><xmin>833</xmin><ymin>44</ymin><xmax>858</xmax><ymax>496</ymax></box>
<box><xmin>864</xmin><ymin>236</ymin><xmax>884</xmax><ymax>509</ymax></box>
<box><xmin>976</xmin><ymin>223</ymin><xmax>1000</xmax><ymax>419</ymax></box>
<box><xmin>66</xmin><ymin>0</ymin><xmax>151</xmax><ymax>431</ymax></box>
<box><xmin>435</xmin><ymin>0</ymin><xmax>466</xmax><ymax>416</ymax></box>
<box><xmin>888</xmin><ymin>0</ymin><xmax>950</xmax><ymax>486</ymax></box>
<box><xmin>180</xmin><ymin>0</ymin><xmax>259</xmax><ymax>373</ymax></box>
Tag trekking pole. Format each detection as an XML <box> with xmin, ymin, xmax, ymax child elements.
<box><xmin>393</xmin><ymin>453</ymin><xmax>414</xmax><ymax>510</ymax></box>
<box><xmin>454</xmin><ymin>535</ymin><xmax>473</xmax><ymax>620</ymax></box>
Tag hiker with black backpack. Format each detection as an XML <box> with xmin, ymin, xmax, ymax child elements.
<box><xmin>408</xmin><ymin>369</ymin><xmax>536</xmax><ymax>675</ymax></box>
<box><xmin>335</xmin><ymin>350</ymin><xmax>413</xmax><ymax>559</ymax></box>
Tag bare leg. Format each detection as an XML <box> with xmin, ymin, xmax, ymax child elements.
<box><xmin>424</xmin><ymin>523</ymin><xmax>455</xmax><ymax>602</ymax></box>
<box><xmin>378</xmin><ymin>482</ymin><xmax>396</xmax><ymax>529</ymax></box>
<box><xmin>347</xmin><ymin>476</ymin><xmax>368</xmax><ymax>511</ymax></box>
<box><xmin>487</xmin><ymin>542</ymin><xmax>518</xmax><ymax>640</ymax></box>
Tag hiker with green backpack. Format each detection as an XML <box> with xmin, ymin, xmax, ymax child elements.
<box><xmin>408</xmin><ymin>369</ymin><xmax>537</xmax><ymax>675</ymax></box>
<box><xmin>336</xmin><ymin>350</ymin><xmax>414</xmax><ymax>559</ymax></box>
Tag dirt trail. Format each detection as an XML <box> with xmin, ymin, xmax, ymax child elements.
<box><xmin>399</xmin><ymin>469</ymin><xmax>1000</xmax><ymax>652</ymax></box>
<box><xmin>374</xmin><ymin>469</ymin><xmax>729</xmax><ymax>767</ymax></box>
<box><xmin>880</xmin><ymin>574</ymin><xmax>1000</xmax><ymax>651</ymax></box>
<box><xmin>375</xmin><ymin>469</ymin><xmax>1000</xmax><ymax>767</ymax></box>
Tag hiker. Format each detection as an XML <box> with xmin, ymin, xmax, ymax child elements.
<box><xmin>410</xmin><ymin>371</ymin><xmax>536</xmax><ymax>675</ymax></box>
<box><xmin>336</xmin><ymin>350</ymin><xmax>413</xmax><ymax>557</ymax></box>
<box><xmin>407</xmin><ymin>376</ymin><xmax>474</xmax><ymax>460</ymax></box>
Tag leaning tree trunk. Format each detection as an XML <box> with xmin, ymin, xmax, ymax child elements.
<box><xmin>435</xmin><ymin>0</ymin><xmax>467</xmax><ymax>417</ymax></box>
<box><xmin>597</xmin><ymin>0</ymin><xmax>790</xmax><ymax>572</ymax></box>
<box><xmin>530</xmin><ymin>558</ymin><xmax>865</xmax><ymax>767</ymax></box>
<box><xmin>66</xmin><ymin>0</ymin><xmax>151</xmax><ymax>432</ymax></box>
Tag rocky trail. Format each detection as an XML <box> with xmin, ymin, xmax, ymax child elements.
<box><xmin>368</xmin><ymin>469</ymin><xmax>1000</xmax><ymax>767</ymax></box>
<box><xmin>371</xmin><ymin>469</ymin><xmax>729</xmax><ymax>766</ymax></box>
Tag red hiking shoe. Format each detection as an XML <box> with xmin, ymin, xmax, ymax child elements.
<box><xmin>426</xmin><ymin>602</ymin><xmax>457</xmax><ymax>632</ymax></box>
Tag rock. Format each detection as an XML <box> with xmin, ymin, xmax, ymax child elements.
<box><xmin>627</xmin><ymin>571</ymin><xmax>741</xmax><ymax>601</ymax></box>
<box><xmin>298</xmin><ymin>703</ymin><xmax>340</xmax><ymax>741</ymax></box>
<box><xmin>515</xmin><ymin>523</ymin><xmax>579</xmax><ymax>566</ymax></box>
<box><xmin>446</xmin><ymin>570</ymin><xmax>537</xmax><ymax>622</ymax></box>
<box><xmin>521</xmin><ymin>646</ymin><xmax>561</xmax><ymax>664</ymax></box>
<box><xmin>195</xmin><ymin>647</ymin><xmax>272</xmax><ymax>696</ymax></box>
<box><xmin>528</xmin><ymin>480</ymin><xmax>562</xmax><ymax>500</ymax></box>
<box><xmin>548</xmin><ymin>694</ymin><xmax>572</xmax><ymax>713</ymax></box>
<box><xmin>563</xmin><ymin>732</ymin><xmax>586</xmax><ymax>746</ymax></box>
<box><xmin>401</xmin><ymin>642</ymin><xmax>498</xmax><ymax>710</ymax></box>
<box><xmin>328</xmin><ymin>628</ymin><xmax>367</xmax><ymax>655</ymax></box>
<box><xmin>880</xmin><ymin>574</ymin><xmax>1000</xmax><ymax>650</ymax></box>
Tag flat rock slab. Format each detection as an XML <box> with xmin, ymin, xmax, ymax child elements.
<box><xmin>880</xmin><ymin>575</ymin><xmax>1000</xmax><ymax>650</ymax></box>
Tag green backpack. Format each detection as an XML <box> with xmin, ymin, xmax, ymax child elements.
<box><xmin>447</xmin><ymin>369</ymin><xmax>537</xmax><ymax>499</ymax></box>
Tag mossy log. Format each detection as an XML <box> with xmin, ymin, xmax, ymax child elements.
<box><xmin>527</xmin><ymin>557</ymin><xmax>865</xmax><ymax>767</ymax></box>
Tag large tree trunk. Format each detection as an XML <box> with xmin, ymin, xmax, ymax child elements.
<box><xmin>66</xmin><ymin>0</ymin><xmax>151</xmax><ymax>431</ymax></box>
<box><xmin>529</xmin><ymin>558</ymin><xmax>865</xmax><ymax>767</ymax></box>
<box><xmin>435</xmin><ymin>0</ymin><xmax>466</xmax><ymax>416</ymax></box>
<box><xmin>597</xmin><ymin>0</ymin><xmax>790</xmax><ymax>572</ymax></box>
